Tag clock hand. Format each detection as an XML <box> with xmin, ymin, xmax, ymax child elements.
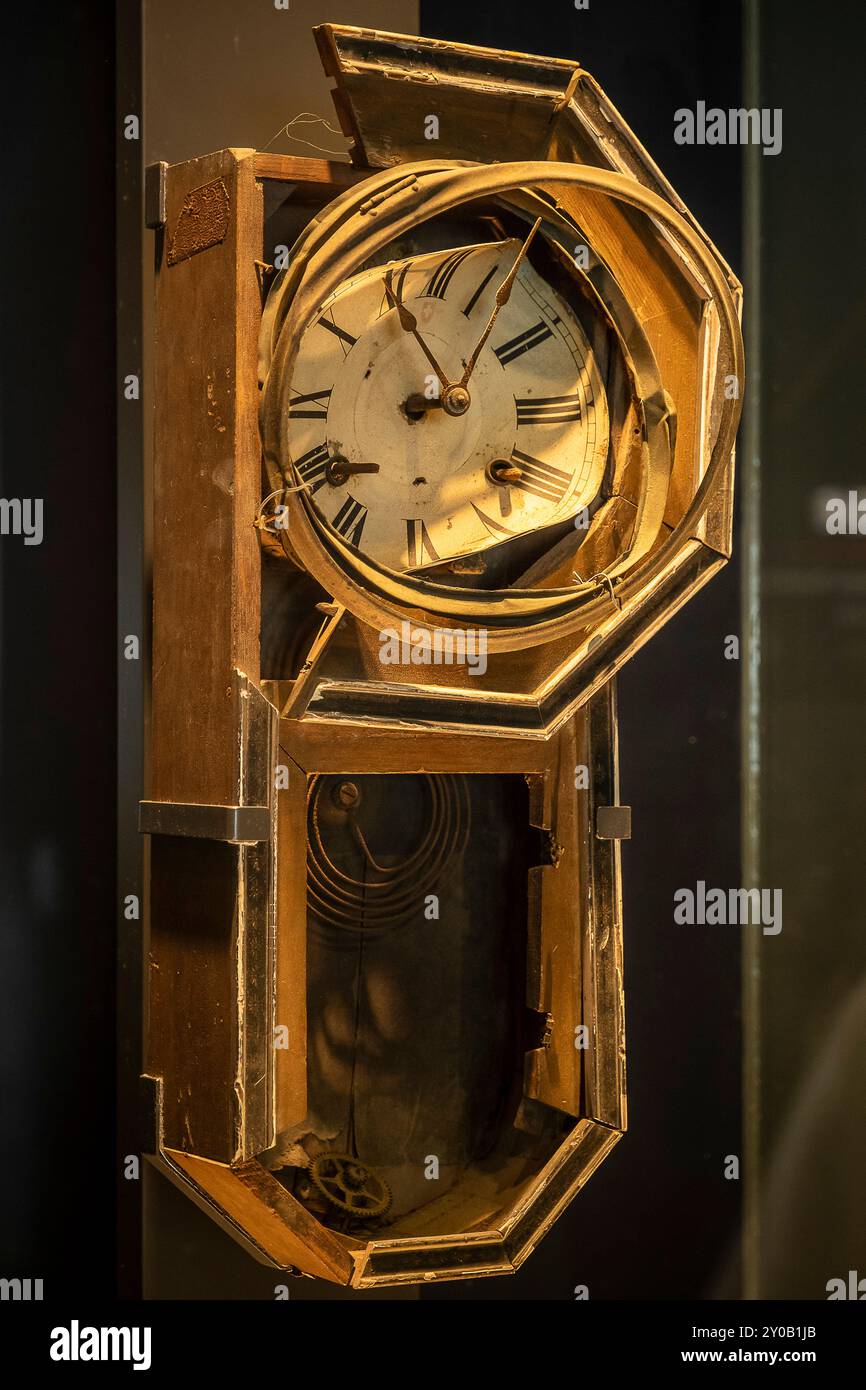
<box><xmin>459</xmin><ymin>217</ymin><xmax>543</xmax><ymax>388</ymax></box>
<box><xmin>326</xmin><ymin>455</ymin><xmax>380</xmax><ymax>487</ymax></box>
<box><xmin>404</xmin><ymin>391</ymin><xmax>444</xmax><ymax>419</ymax></box>
<box><xmin>486</xmin><ymin>457</ymin><xmax>522</xmax><ymax>485</ymax></box>
<box><xmin>383</xmin><ymin>267</ymin><xmax>453</xmax><ymax>398</ymax></box>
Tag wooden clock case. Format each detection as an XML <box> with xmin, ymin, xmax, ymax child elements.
<box><xmin>140</xmin><ymin>26</ymin><xmax>742</xmax><ymax>1289</ymax></box>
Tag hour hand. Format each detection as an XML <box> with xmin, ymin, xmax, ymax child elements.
<box><xmin>326</xmin><ymin>455</ymin><xmax>380</xmax><ymax>487</ymax></box>
<box><xmin>383</xmin><ymin>267</ymin><xmax>452</xmax><ymax>397</ymax></box>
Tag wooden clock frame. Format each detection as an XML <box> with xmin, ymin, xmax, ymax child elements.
<box><xmin>140</xmin><ymin>27</ymin><xmax>741</xmax><ymax>1289</ymax></box>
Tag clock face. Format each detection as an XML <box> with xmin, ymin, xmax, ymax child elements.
<box><xmin>286</xmin><ymin>239</ymin><xmax>609</xmax><ymax>572</ymax></box>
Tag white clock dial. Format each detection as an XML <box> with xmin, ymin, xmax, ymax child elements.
<box><xmin>286</xmin><ymin>239</ymin><xmax>609</xmax><ymax>571</ymax></box>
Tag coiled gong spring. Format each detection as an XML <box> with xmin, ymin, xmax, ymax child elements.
<box><xmin>306</xmin><ymin>774</ymin><xmax>470</xmax><ymax>931</ymax></box>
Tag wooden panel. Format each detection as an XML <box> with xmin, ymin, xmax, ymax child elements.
<box><xmin>584</xmin><ymin>682</ymin><xmax>627</xmax><ymax>1129</ymax></box>
<box><xmin>148</xmin><ymin>150</ymin><xmax>274</xmax><ymax>1166</ymax></box>
<box><xmin>150</xmin><ymin>147</ymin><xmax>262</xmax><ymax>806</ymax></box>
<box><xmin>148</xmin><ymin>837</ymin><xmax>241</xmax><ymax>1159</ymax></box>
<box><xmin>240</xmin><ymin>833</ymin><xmax>275</xmax><ymax>1157</ymax></box>
<box><xmin>147</xmin><ymin>672</ymin><xmax>277</xmax><ymax>1163</ymax></box>
<box><xmin>164</xmin><ymin>1151</ymin><xmax>356</xmax><ymax>1284</ymax></box>
<box><xmin>273</xmin><ymin>754</ymin><xmax>308</xmax><ymax>1134</ymax></box>
<box><xmin>315</xmin><ymin>23</ymin><xmax>577</xmax><ymax>169</ymax></box>
<box><xmin>254</xmin><ymin>152</ymin><xmax>364</xmax><ymax>193</ymax></box>
<box><xmin>281</xmin><ymin>713</ymin><xmax>557</xmax><ymax>776</ymax></box>
<box><xmin>526</xmin><ymin>714</ymin><xmax>585</xmax><ymax>1115</ymax></box>
<box><xmin>499</xmin><ymin>1117</ymin><xmax>621</xmax><ymax>1269</ymax></box>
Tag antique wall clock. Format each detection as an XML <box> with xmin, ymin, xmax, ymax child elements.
<box><xmin>141</xmin><ymin>24</ymin><xmax>743</xmax><ymax>1288</ymax></box>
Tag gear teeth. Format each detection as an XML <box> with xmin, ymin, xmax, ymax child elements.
<box><xmin>308</xmin><ymin>1151</ymin><xmax>392</xmax><ymax>1220</ymax></box>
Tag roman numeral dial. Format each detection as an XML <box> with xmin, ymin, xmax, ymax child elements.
<box><xmin>318</xmin><ymin>315</ymin><xmax>357</xmax><ymax>355</ymax></box>
<box><xmin>405</xmin><ymin>518</ymin><xmax>440</xmax><ymax>568</ymax></box>
<box><xmin>284</xmin><ymin>238</ymin><xmax>609</xmax><ymax>571</ymax></box>
<box><xmin>515</xmin><ymin>394</ymin><xmax>582</xmax><ymax>425</ymax></box>
<box><xmin>462</xmin><ymin>265</ymin><xmax>499</xmax><ymax>317</ymax></box>
<box><xmin>331</xmin><ymin>496</ymin><xmax>368</xmax><ymax>548</ymax></box>
<box><xmin>289</xmin><ymin>388</ymin><xmax>332</xmax><ymax>420</ymax></box>
<box><xmin>494</xmin><ymin>320</ymin><xmax>553</xmax><ymax>366</ymax></box>
<box><xmin>508</xmin><ymin>449</ymin><xmax>571</xmax><ymax>505</ymax></box>
<box><xmin>294</xmin><ymin>443</ymin><xmax>330</xmax><ymax>495</ymax></box>
<box><xmin>422</xmin><ymin>248</ymin><xmax>474</xmax><ymax>300</ymax></box>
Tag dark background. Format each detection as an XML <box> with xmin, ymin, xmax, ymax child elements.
<box><xmin>2</xmin><ymin>0</ymin><xmax>864</xmax><ymax>1305</ymax></box>
<box><xmin>0</xmin><ymin>1</ymin><xmax>117</xmax><ymax>1301</ymax></box>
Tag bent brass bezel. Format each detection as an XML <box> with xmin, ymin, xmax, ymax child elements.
<box><xmin>260</xmin><ymin>158</ymin><xmax>743</xmax><ymax>652</ymax></box>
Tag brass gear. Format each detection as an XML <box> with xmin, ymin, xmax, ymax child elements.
<box><xmin>308</xmin><ymin>1152</ymin><xmax>392</xmax><ymax>1220</ymax></box>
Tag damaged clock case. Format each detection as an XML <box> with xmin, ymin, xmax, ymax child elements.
<box><xmin>144</xmin><ymin>28</ymin><xmax>742</xmax><ymax>1291</ymax></box>
<box><xmin>265</xmin><ymin>25</ymin><xmax>743</xmax><ymax>736</ymax></box>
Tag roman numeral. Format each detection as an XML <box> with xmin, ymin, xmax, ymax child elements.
<box><xmin>422</xmin><ymin>248</ymin><xmax>474</xmax><ymax>300</ymax></box>
<box><xmin>289</xmin><ymin>388</ymin><xmax>332</xmax><ymax>420</ymax></box>
<box><xmin>380</xmin><ymin>261</ymin><xmax>410</xmax><ymax>317</ymax></box>
<box><xmin>318</xmin><ymin>315</ymin><xmax>357</xmax><ymax>355</ymax></box>
<box><xmin>515</xmin><ymin>394</ymin><xmax>582</xmax><ymax>425</ymax></box>
<box><xmin>462</xmin><ymin>264</ymin><xmax>499</xmax><ymax>317</ymax></box>
<box><xmin>332</xmin><ymin>496</ymin><xmax>368</xmax><ymax>547</ymax></box>
<box><xmin>509</xmin><ymin>449</ymin><xmax>571</xmax><ymax>505</ymax></box>
<box><xmin>494</xmin><ymin>320</ymin><xmax>553</xmax><ymax>366</ymax></box>
<box><xmin>293</xmin><ymin>442</ymin><xmax>330</xmax><ymax>495</ymax></box>
<box><xmin>405</xmin><ymin>518</ymin><xmax>440</xmax><ymax>568</ymax></box>
<box><xmin>471</xmin><ymin>502</ymin><xmax>513</xmax><ymax>539</ymax></box>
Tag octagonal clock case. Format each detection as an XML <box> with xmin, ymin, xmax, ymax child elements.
<box><xmin>140</xmin><ymin>23</ymin><xmax>743</xmax><ymax>1288</ymax></box>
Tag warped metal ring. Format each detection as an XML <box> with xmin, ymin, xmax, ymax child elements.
<box><xmin>259</xmin><ymin>158</ymin><xmax>744</xmax><ymax>650</ymax></box>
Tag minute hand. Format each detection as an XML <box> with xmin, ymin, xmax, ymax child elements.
<box><xmin>460</xmin><ymin>217</ymin><xmax>543</xmax><ymax>388</ymax></box>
